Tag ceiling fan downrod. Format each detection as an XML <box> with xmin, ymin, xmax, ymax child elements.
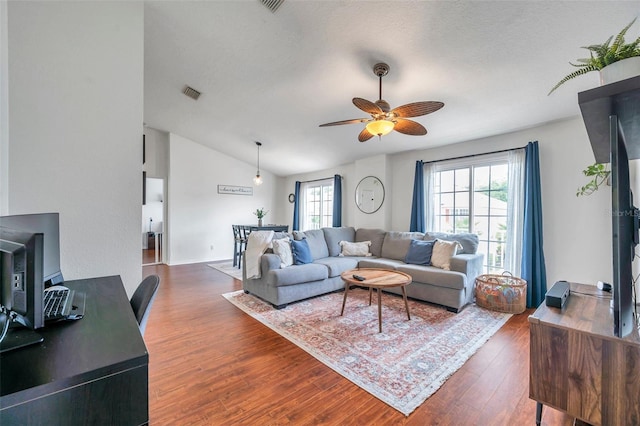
<box><xmin>373</xmin><ymin>62</ymin><xmax>389</xmax><ymax>102</ymax></box>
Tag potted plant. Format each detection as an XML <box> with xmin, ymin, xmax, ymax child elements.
<box><xmin>576</xmin><ymin>163</ymin><xmax>610</xmax><ymax>196</ymax></box>
<box><xmin>549</xmin><ymin>18</ymin><xmax>640</xmax><ymax>95</ymax></box>
<box><xmin>254</xmin><ymin>208</ymin><xmax>268</xmax><ymax>226</ymax></box>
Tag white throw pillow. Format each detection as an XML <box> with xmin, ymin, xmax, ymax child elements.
<box><xmin>272</xmin><ymin>238</ymin><xmax>293</xmax><ymax>268</ymax></box>
<box><xmin>430</xmin><ymin>239</ymin><xmax>462</xmax><ymax>270</ymax></box>
<box><xmin>339</xmin><ymin>240</ymin><xmax>372</xmax><ymax>257</ymax></box>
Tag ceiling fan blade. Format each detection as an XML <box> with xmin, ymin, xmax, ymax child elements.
<box><xmin>391</xmin><ymin>101</ymin><xmax>444</xmax><ymax>118</ymax></box>
<box><xmin>319</xmin><ymin>118</ymin><xmax>370</xmax><ymax>127</ymax></box>
<box><xmin>394</xmin><ymin>118</ymin><xmax>427</xmax><ymax>136</ymax></box>
<box><xmin>358</xmin><ymin>127</ymin><xmax>375</xmax><ymax>142</ymax></box>
<box><xmin>353</xmin><ymin>98</ymin><xmax>382</xmax><ymax>115</ymax></box>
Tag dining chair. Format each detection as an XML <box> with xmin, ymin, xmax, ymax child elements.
<box><xmin>233</xmin><ymin>225</ymin><xmax>249</xmax><ymax>268</ymax></box>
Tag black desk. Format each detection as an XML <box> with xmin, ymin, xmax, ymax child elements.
<box><xmin>0</xmin><ymin>275</ymin><xmax>149</xmax><ymax>425</ymax></box>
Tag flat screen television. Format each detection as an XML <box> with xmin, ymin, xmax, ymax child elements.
<box><xmin>610</xmin><ymin>116</ymin><xmax>638</xmax><ymax>338</ymax></box>
<box><xmin>0</xmin><ymin>213</ymin><xmax>63</xmax><ymax>287</ymax></box>
<box><xmin>0</xmin><ymin>228</ymin><xmax>45</xmax><ymax>330</ymax></box>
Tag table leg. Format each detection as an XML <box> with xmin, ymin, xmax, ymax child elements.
<box><xmin>401</xmin><ymin>286</ymin><xmax>411</xmax><ymax>321</ymax></box>
<box><xmin>340</xmin><ymin>282</ymin><xmax>350</xmax><ymax>316</ymax></box>
<box><xmin>368</xmin><ymin>287</ymin><xmax>373</xmax><ymax>305</ymax></box>
<box><xmin>377</xmin><ymin>288</ymin><xmax>382</xmax><ymax>333</ymax></box>
<box><xmin>535</xmin><ymin>402</ymin><xmax>543</xmax><ymax>426</ymax></box>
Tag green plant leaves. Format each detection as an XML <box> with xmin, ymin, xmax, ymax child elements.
<box><xmin>576</xmin><ymin>163</ymin><xmax>610</xmax><ymax>196</ymax></box>
<box><xmin>549</xmin><ymin>18</ymin><xmax>640</xmax><ymax>95</ymax></box>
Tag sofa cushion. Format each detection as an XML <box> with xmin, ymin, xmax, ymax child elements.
<box><xmin>267</xmin><ymin>263</ymin><xmax>329</xmax><ymax>287</ymax></box>
<box><xmin>339</xmin><ymin>241</ymin><xmax>372</xmax><ymax>257</ymax></box>
<box><xmin>291</xmin><ymin>238</ymin><xmax>313</xmax><ymax>265</ymax></box>
<box><xmin>355</xmin><ymin>228</ymin><xmax>386</xmax><ymax>257</ymax></box>
<box><xmin>323</xmin><ymin>227</ymin><xmax>356</xmax><ymax>257</ymax></box>
<box><xmin>381</xmin><ymin>231</ymin><xmax>425</xmax><ymax>260</ymax></box>
<box><xmin>404</xmin><ymin>239</ymin><xmax>435</xmax><ymax>266</ymax></box>
<box><xmin>396</xmin><ymin>264</ymin><xmax>466</xmax><ymax>290</ymax></box>
<box><xmin>357</xmin><ymin>258</ymin><xmax>407</xmax><ymax>270</ymax></box>
<box><xmin>425</xmin><ymin>232</ymin><xmax>479</xmax><ymax>254</ymax></box>
<box><xmin>431</xmin><ymin>239</ymin><xmax>463</xmax><ymax>270</ymax></box>
<box><xmin>293</xmin><ymin>229</ymin><xmax>329</xmax><ymax>260</ymax></box>
<box><xmin>272</xmin><ymin>238</ymin><xmax>293</xmax><ymax>268</ymax></box>
<box><xmin>313</xmin><ymin>257</ymin><xmax>360</xmax><ymax>277</ymax></box>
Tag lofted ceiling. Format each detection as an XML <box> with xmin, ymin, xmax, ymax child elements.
<box><xmin>144</xmin><ymin>1</ymin><xmax>640</xmax><ymax>177</ymax></box>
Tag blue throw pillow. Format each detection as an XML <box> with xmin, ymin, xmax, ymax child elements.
<box><xmin>291</xmin><ymin>238</ymin><xmax>313</xmax><ymax>265</ymax></box>
<box><xmin>404</xmin><ymin>239</ymin><xmax>435</xmax><ymax>266</ymax></box>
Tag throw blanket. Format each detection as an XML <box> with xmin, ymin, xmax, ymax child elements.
<box><xmin>245</xmin><ymin>230</ymin><xmax>274</xmax><ymax>279</ymax></box>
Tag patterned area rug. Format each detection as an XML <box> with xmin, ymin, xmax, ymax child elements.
<box><xmin>223</xmin><ymin>288</ymin><xmax>512</xmax><ymax>416</ymax></box>
<box><xmin>207</xmin><ymin>261</ymin><xmax>243</xmax><ymax>281</ymax></box>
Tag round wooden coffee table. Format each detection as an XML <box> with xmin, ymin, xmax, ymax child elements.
<box><xmin>340</xmin><ymin>268</ymin><xmax>412</xmax><ymax>333</ymax></box>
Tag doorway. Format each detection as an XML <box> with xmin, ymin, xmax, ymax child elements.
<box><xmin>143</xmin><ymin>177</ymin><xmax>164</xmax><ymax>265</ymax></box>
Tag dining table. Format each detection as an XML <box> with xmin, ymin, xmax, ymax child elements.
<box><xmin>244</xmin><ymin>224</ymin><xmax>289</xmax><ymax>232</ymax></box>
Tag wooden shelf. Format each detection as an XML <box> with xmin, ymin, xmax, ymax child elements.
<box><xmin>579</xmin><ymin>75</ymin><xmax>640</xmax><ymax>164</ymax></box>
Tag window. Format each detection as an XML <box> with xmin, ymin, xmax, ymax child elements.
<box><xmin>301</xmin><ymin>179</ymin><xmax>334</xmax><ymax>230</ymax></box>
<box><xmin>430</xmin><ymin>156</ymin><xmax>510</xmax><ymax>274</ymax></box>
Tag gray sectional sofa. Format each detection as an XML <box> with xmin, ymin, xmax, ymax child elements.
<box><xmin>242</xmin><ymin>227</ymin><xmax>484</xmax><ymax>313</ymax></box>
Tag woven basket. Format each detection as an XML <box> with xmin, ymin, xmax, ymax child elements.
<box><xmin>475</xmin><ymin>272</ymin><xmax>527</xmax><ymax>314</ymax></box>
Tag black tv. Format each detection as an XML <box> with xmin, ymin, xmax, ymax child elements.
<box><xmin>0</xmin><ymin>228</ymin><xmax>45</xmax><ymax>330</ymax></box>
<box><xmin>610</xmin><ymin>116</ymin><xmax>638</xmax><ymax>338</ymax></box>
<box><xmin>0</xmin><ymin>213</ymin><xmax>63</xmax><ymax>287</ymax></box>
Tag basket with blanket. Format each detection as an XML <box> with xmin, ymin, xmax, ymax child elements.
<box><xmin>475</xmin><ymin>272</ymin><xmax>527</xmax><ymax>314</ymax></box>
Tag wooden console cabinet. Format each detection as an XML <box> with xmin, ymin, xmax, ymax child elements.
<box><xmin>529</xmin><ymin>282</ymin><xmax>640</xmax><ymax>425</ymax></box>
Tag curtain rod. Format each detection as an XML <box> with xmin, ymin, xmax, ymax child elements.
<box><xmin>421</xmin><ymin>145</ymin><xmax>527</xmax><ymax>165</ymax></box>
<box><xmin>300</xmin><ymin>175</ymin><xmax>340</xmax><ymax>184</ymax></box>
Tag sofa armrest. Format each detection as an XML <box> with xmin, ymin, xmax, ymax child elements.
<box><xmin>449</xmin><ymin>253</ymin><xmax>484</xmax><ymax>285</ymax></box>
<box><xmin>261</xmin><ymin>253</ymin><xmax>282</xmax><ymax>272</ymax></box>
<box><xmin>243</xmin><ymin>253</ymin><xmax>281</xmax><ymax>282</ymax></box>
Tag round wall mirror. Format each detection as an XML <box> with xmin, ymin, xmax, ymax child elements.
<box><xmin>355</xmin><ymin>176</ymin><xmax>385</xmax><ymax>214</ymax></box>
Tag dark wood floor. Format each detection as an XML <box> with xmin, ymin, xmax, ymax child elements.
<box><xmin>142</xmin><ymin>249</ymin><xmax>157</xmax><ymax>265</ymax></box>
<box><xmin>142</xmin><ymin>262</ymin><xmax>574</xmax><ymax>425</ymax></box>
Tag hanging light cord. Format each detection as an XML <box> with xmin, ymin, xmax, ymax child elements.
<box><xmin>256</xmin><ymin>142</ymin><xmax>261</xmax><ymax>175</ymax></box>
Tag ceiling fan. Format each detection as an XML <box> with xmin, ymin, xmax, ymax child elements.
<box><xmin>319</xmin><ymin>63</ymin><xmax>444</xmax><ymax>142</ymax></box>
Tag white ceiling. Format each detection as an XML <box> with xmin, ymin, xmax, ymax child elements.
<box><xmin>144</xmin><ymin>1</ymin><xmax>639</xmax><ymax>177</ymax></box>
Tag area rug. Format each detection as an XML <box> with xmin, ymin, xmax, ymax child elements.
<box><xmin>222</xmin><ymin>288</ymin><xmax>512</xmax><ymax>416</ymax></box>
<box><xmin>207</xmin><ymin>261</ymin><xmax>243</xmax><ymax>281</ymax></box>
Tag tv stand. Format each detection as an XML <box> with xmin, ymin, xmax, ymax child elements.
<box><xmin>529</xmin><ymin>282</ymin><xmax>640</xmax><ymax>425</ymax></box>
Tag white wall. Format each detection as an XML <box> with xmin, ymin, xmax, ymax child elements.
<box><xmin>281</xmin><ymin>155</ymin><xmax>398</xmax><ymax>231</ymax></box>
<box><xmin>6</xmin><ymin>2</ymin><xmax>144</xmax><ymax>296</ymax></box>
<box><xmin>0</xmin><ymin>0</ymin><xmax>8</xmax><ymax>214</ymax></box>
<box><xmin>167</xmin><ymin>133</ymin><xmax>283</xmax><ymax>264</ymax></box>
<box><xmin>354</xmin><ymin>155</ymin><xmax>392</xmax><ymax>230</ymax></box>
<box><xmin>143</xmin><ymin>126</ymin><xmax>169</xmax><ymax>179</ymax></box>
<box><xmin>282</xmin><ymin>163</ymin><xmax>355</xmax><ymax>230</ymax></box>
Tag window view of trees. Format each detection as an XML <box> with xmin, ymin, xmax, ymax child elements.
<box><xmin>433</xmin><ymin>163</ymin><xmax>508</xmax><ymax>273</ymax></box>
<box><xmin>303</xmin><ymin>181</ymin><xmax>333</xmax><ymax>230</ymax></box>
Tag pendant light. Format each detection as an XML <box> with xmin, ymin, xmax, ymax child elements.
<box><xmin>253</xmin><ymin>141</ymin><xmax>263</xmax><ymax>185</ymax></box>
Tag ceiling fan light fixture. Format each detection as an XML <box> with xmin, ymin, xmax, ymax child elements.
<box><xmin>319</xmin><ymin>62</ymin><xmax>444</xmax><ymax>143</ymax></box>
<box><xmin>366</xmin><ymin>119</ymin><xmax>395</xmax><ymax>137</ymax></box>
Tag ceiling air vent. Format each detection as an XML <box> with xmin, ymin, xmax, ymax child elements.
<box><xmin>260</xmin><ymin>0</ymin><xmax>284</xmax><ymax>13</ymax></box>
<box><xmin>183</xmin><ymin>85</ymin><xmax>201</xmax><ymax>100</ymax></box>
